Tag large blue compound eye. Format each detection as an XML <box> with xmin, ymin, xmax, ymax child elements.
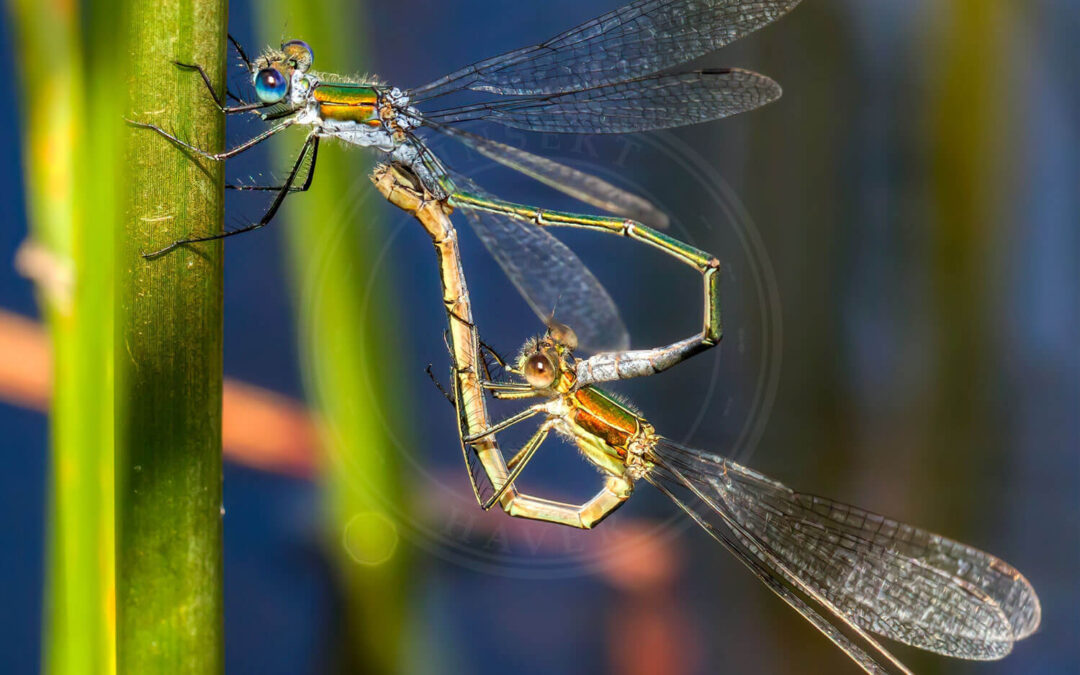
<box><xmin>254</xmin><ymin>67</ymin><xmax>289</xmax><ymax>104</ymax></box>
<box><xmin>281</xmin><ymin>39</ymin><xmax>314</xmax><ymax>72</ymax></box>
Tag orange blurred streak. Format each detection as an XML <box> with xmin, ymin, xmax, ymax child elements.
<box><xmin>221</xmin><ymin>380</ymin><xmax>320</xmax><ymax>479</ymax></box>
<box><xmin>0</xmin><ymin>309</ymin><xmax>319</xmax><ymax>478</ymax></box>
<box><xmin>0</xmin><ymin>310</ymin><xmax>51</xmax><ymax>410</ymax></box>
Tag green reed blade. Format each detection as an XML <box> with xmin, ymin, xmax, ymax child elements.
<box><xmin>116</xmin><ymin>1</ymin><xmax>227</xmax><ymax>673</ymax></box>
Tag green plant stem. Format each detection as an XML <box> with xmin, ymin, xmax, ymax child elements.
<box><xmin>254</xmin><ymin>2</ymin><xmax>410</xmax><ymax>671</ymax></box>
<box><xmin>116</xmin><ymin>1</ymin><xmax>227</xmax><ymax>673</ymax></box>
<box><xmin>925</xmin><ymin>0</ymin><xmax>1015</xmax><ymax>559</ymax></box>
<box><xmin>7</xmin><ymin>0</ymin><xmax>118</xmax><ymax>672</ymax></box>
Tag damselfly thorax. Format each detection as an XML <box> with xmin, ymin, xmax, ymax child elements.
<box><xmin>300</xmin><ymin>79</ymin><xmax>446</xmax><ymax>194</ymax></box>
<box><xmin>252</xmin><ymin>44</ymin><xmax>444</xmax><ymax>191</ymax></box>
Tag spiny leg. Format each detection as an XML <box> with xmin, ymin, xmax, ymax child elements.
<box><xmin>227</xmin><ymin>136</ymin><xmax>320</xmax><ymax>192</ymax></box>
<box><xmin>428</xmin><ymin>346</ymin><xmax>524</xmax><ymax>409</ymax></box>
<box><xmin>487</xmin><ymin>387</ymin><xmax>542</xmax><ymax>402</ymax></box>
<box><xmin>450</xmin><ymin>192</ymin><xmax>722</xmax><ymax>384</ymax></box>
<box><xmin>227</xmin><ymin>34</ymin><xmax>253</xmax><ymax>71</ymax></box>
<box><xmin>462</xmin><ymin>404</ymin><xmax>544</xmax><ymax>444</ymax></box>
<box><xmin>126</xmin><ymin>118</ymin><xmax>296</xmax><ymax>162</ymax></box>
<box><xmin>174</xmin><ymin>33</ymin><xmax>259</xmax><ymax>109</ymax></box>
<box><xmin>445</xmin><ymin>360</ymin><xmax>626</xmax><ymax>527</ymax></box>
<box><xmin>480</xmin><ymin>378</ymin><xmax>542</xmax><ymax>401</ymax></box>
<box><xmin>451</xmin><ymin>385</ymin><xmax>631</xmax><ymax>526</ymax></box>
<box><xmin>464</xmin><ymin>404</ymin><xmax>632</xmax><ymax>526</ymax></box>
<box><xmin>478</xmin><ymin>340</ymin><xmax>517</xmax><ymax>373</ymax></box>
<box><xmin>473</xmin><ymin>339</ymin><xmax>503</xmax><ymax>383</ymax></box>
<box><xmin>172</xmin><ymin>61</ymin><xmax>266</xmax><ymax>114</ymax></box>
<box><xmin>481</xmin><ymin>419</ymin><xmax>554</xmax><ymax>509</ymax></box>
<box><xmin>425</xmin><ymin>364</ymin><xmax>455</xmax><ymax>407</ymax></box>
<box><xmin>143</xmin><ymin>132</ymin><xmax>316</xmax><ymax>257</ymax></box>
<box><xmin>475</xmin><ymin>340</ymin><xmax>541</xmax><ymax>401</ymax></box>
<box><xmin>226</xmin><ymin>34</ymin><xmax>253</xmax><ymax>72</ymax></box>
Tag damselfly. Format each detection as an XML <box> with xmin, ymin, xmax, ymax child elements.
<box><xmin>451</xmin><ymin>321</ymin><xmax>1041</xmax><ymax>674</ymax></box>
<box><xmin>130</xmin><ymin>0</ymin><xmax>802</xmax><ymax>355</ymax></box>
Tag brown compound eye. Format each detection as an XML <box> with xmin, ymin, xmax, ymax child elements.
<box><xmin>523</xmin><ymin>353</ymin><xmax>557</xmax><ymax>389</ymax></box>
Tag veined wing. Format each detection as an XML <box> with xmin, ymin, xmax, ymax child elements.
<box><xmin>425</xmin><ymin>122</ymin><xmax>670</xmax><ymax>228</ymax></box>
<box><xmin>424</xmin><ymin>69</ymin><xmax>781</xmax><ymax>134</ymax></box>
<box><xmin>647</xmin><ymin>464</ymin><xmax>909</xmax><ymax>674</ymax></box>
<box><xmin>452</xmin><ymin>179</ymin><xmax>630</xmax><ymax>353</ymax></box>
<box><xmin>649</xmin><ymin>441</ymin><xmax>1041</xmax><ymax>661</ymax></box>
<box><xmin>411</xmin><ymin>0</ymin><xmax>803</xmax><ymax>99</ymax></box>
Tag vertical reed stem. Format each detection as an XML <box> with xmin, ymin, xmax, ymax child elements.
<box><xmin>116</xmin><ymin>1</ymin><xmax>227</xmax><ymax>672</ymax></box>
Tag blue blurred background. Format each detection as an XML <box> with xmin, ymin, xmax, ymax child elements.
<box><xmin>2</xmin><ymin>1</ymin><xmax>1078</xmax><ymax>673</ymax></box>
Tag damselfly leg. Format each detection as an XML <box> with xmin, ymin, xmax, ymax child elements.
<box><xmin>226</xmin><ymin>136</ymin><xmax>320</xmax><ymax>192</ymax></box>
<box><xmin>451</xmin><ymin>353</ymin><xmax>635</xmax><ymax>519</ymax></box>
<box><xmin>142</xmin><ymin>133</ymin><xmax>318</xmax><ymax>257</ymax></box>
<box><xmin>173</xmin><ymin>34</ymin><xmax>267</xmax><ymax>113</ymax></box>
<box><xmin>172</xmin><ymin>62</ymin><xmax>265</xmax><ymax>114</ymax></box>
<box><xmin>126</xmin><ymin>118</ymin><xmax>296</xmax><ymax>162</ymax></box>
<box><xmin>451</xmin><ymin>191</ymin><xmax>722</xmax><ymax>381</ymax></box>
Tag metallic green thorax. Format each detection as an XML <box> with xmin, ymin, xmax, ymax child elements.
<box><xmin>571</xmin><ymin>386</ymin><xmax>642</xmax><ymax>453</ymax></box>
<box><xmin>566</xmin><ymin>386</ymin><xmax>649</xmax><ymax>479</ymax></box>
<box><xmin>313</xmin><ymin>82</ymin><xmax>379</xmax><ymax>102</ymax></box>
<box><xmin>312</xmin><ymin>82</ymin><xmax>381</xmax><ymax>125</ymax></box>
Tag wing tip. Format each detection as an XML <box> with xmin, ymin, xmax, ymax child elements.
<box><xmin>699</xmin><ymin>67</ymin><xmax>783</xmax><ymax>104</ymax></box>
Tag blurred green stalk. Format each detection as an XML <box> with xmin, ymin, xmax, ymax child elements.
<box><xmin>7</xmin><ymin>0</ymin><xmax>120</xmax><ymax>672</ymax></box>
<box><xmin>115</xmin><ymin>1</ymin><xmax>227</xmax><ymax>673</ymax></box>
<box><xmin>253</xmin><ymin>2</ymin><xmax>411</xmax><ymax>671</ymax></box>
<box><xmin>924</xmin><ymin>2</ymin><xmax>1016</xmax><ymax>542</ymax></box>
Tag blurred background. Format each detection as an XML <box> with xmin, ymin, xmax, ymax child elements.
<box><xmin>2</xmin><ymin>0</ymin><xmax>1077</xmax><ymax>673</ymax></box>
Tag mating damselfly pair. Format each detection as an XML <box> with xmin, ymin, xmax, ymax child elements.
<box><xmin>131</xmin><ymin>0</ymin><xmax>1041</xmax><ymax>672</ymax></box>
<box><xmin>382</xmin><ymin>167</ymin><xmax>1040</xmax><ymax>675</ymax></box>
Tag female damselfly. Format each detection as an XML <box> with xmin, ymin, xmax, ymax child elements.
<box><xmin>129</xmin><ymin>0</ymin><xmax>802</xmax><ymax>355</ymax></box>
<box><xmin>450</xmin><ymin>319</ymin><xmax>1041</xmax><ymax>675</ymax></box>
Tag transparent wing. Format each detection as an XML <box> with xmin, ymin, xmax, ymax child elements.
<box><xmin>411</xmin><ymin>0</ymin><xmax>803</xmax><ymax>98</ymax></box>
<box><xmin>648</xmin><ymin>441</ymin><xmax>1041</xmax><ymax>661</ymax></box>
<box><xmin>425</xmin><ymin>69</ymin><xmax>781</xmax><ymax>134</ymax></box>
<box><xmin>425</xmin><ymin>122</ymin><xmax>670</xmax><ymax>228</ymax></box>
<box><xmin>452</xmin><ymin>179</ymin><xmax>630</xmax><ymax>353</ymax></box>
<box><xmin>647</xmin><ymin>465</ymin><xmax>909</xmax><ymax>675</ymax></box>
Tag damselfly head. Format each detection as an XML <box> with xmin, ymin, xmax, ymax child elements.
<box><xmin>515</xmin><ymin>323</ymin><xmax>580</xmax><ymax>393</ymax></box>
<box><xmin>252</xmin><ymin>40</ymin><xmax>314</xmax><ymax>105</ymax></box>
<box><xmin>516</xmin><ymin>333</ymin><xmax>569</xmax><ymax>391</ymax></box>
